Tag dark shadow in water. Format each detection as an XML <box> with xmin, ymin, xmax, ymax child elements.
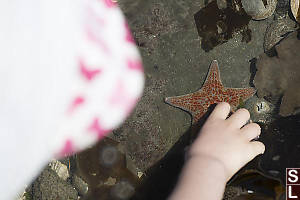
<box><xmin>257</xmin><ymin>114</ymin><xmax>300</xmax><ymax>185</ymax></box>
<box><xmin>249</xmin><ymin>58</ymin><xmax>257</xmax><ymax>88</ymax></box>
<box><xmin>194</xmin><ymin>0</ymin><xmax>251</xmax><ymax>52</ymax></box>
<box><xmin>131</xmin><ymin>104</ymin><xmax>216</xmax><ymax>200</ymax></box>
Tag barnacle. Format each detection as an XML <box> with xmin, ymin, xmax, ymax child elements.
<box><xmin>291</xmin><ymin>0</ymin><xmax>300</xmax><ymax>23</ymax></box>
<box><xmin>263</xmin><ymin>18</ymin><xmax>297</xmax><ymax>52</ymax></box>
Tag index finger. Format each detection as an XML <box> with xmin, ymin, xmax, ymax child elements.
<box><xmin>208</xmin><ymin>102</ymin><xmax>231</xmax><ymax>120</ymax></box>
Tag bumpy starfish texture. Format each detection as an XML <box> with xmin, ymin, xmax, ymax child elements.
<box><xmin>165</xmin><ymin>60</ymin><xmax>256</xmax><ymax>124</ymax></box>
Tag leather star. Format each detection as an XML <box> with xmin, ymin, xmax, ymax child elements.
<box><xmin>165</xmin><ymin>60</ymin><xmax>256</xmax><ymax>124</ymax></box>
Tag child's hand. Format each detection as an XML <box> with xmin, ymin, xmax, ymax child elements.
<box><xmin>189</xmin><ymin>102</ymin><xmax>265</xmax><ymax>181</ymax></box>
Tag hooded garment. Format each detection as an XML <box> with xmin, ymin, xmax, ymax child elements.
<box><xmin>0</xmin><ymin>0</ymin><xmax>144</xmax><ymax>199</ymax></box>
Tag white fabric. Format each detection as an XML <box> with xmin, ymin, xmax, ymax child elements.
<box><xmin>0</xmin><ymin>0</ymin><xmax>144</xmax><ymax>199</ymax></box>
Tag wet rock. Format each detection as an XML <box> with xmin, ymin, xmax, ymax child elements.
<box><xmin>263</xmin><ymin>17</ymin><xmax>298</xmax><ymax>52</ymax></box>
<box><xmin>72</xmin><ymin>174</ymin><xmax>89</xmax><ymax>196</ymax></box>
<box><xmin>31</xmin><ymin>168</ymin><xmax>78</xmax><ymax>200</ymax></box>
<box><xmin>124</xmin><ymin>2</ymin><xmax>180</xmax><ymax>55</ymax></box>
<box><xmin>254</xmin><ymin>30</ymin><xmax>300</xmax><ymax>116</ymax></box>
<box><xmin>241</xmin><ymin>0</ymin><xmax>277</xmax><ymax>20</ymax></box>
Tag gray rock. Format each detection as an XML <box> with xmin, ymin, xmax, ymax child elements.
<box><xmin>241</xmin><ymin>0</ymin><xmax>277</xmax><ymax>20</ymax></box>
<box><xmin>32</xmin><ymin>168</ymin><xmax>78</xmax><ymax>200</ymax></box>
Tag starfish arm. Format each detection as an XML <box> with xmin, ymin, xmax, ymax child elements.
<box><xmin>192</xmin><ymin>109</ymin><xmax>206</xmax><ymax>124</ymax></box>
<box><xmin>224</xmin><ymin>87</ymin><xmax>256</xmax><ymax>109</ymax></box>
<box><xmin>202</xmin><ymin>60</ymin><xmax>224</xmax><ymax>92</ymax></box>
<box><xmin>165</xmin><ymin>92</ymin><xmax>207</xmax><ymax>116</ymax></box>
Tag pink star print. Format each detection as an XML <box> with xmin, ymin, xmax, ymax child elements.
<box><xmin>102</xmin><ymin>0</ymin><xmax>117</xmax><ymax>8</ymax></box>
<box><xmin>68</xmin><ymin>96</ymin><xmax>85</xmax><ymax>113</ymax></box>
<box><xmin>88</xmin><ymin>118</ymin><xmax>110</xmax><ymax>139</ymax></box>
<box><xmin>79</xmin><ymin>59</ymin><xmax>101</xmax><ymax>81</ymax></box>
<box><xmin>85</xmin><ymin>25</ymin><xmax>110</xmax><ymax>53</ymax></box>
<box><xmin>127</xmin><ymin>59</ymin><xmax>143</xmax><ymax>72</ymax></box>
<box><xmin>124</xmin><ymin>22</ymin><xmax>135</xmax><ymax>44</ymax></box>
<box><xmin>58</xmin><ymin>139</ymin><xmax>75</xmax><ymax>157</ymax></box>
<box><xmin>110</xmin><ymin>80</ymin><xmax>137</xmax><ymax>114</ymax></box>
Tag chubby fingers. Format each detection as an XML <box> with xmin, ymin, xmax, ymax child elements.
<box><xmin>248</xmin><ymin>141</ymin><xmax>265</xmax><ymax>159</ymax></box>
<box><xmin>227</xmin><ymin>108</ymin><xmax>250</xmax><ymax>128</ymax></box>
<box><xmin>243</xmin><ymin>123</ymin><xmax>265</xmax><ymax>160</ymax></box>
<box><xmin>241</xmin><ymin>123</ymin><xmax>261</xmax><ymax>141</ymax></box>
<box><xmin>209</xmin><ymin>102</ymin><xmax>231</xmax><ymax>120</ymax></box>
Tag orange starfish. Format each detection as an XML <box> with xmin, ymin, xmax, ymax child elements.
<box><xmin>165</xmin><ymin>60</ymin><xmax>256</xmax><ymax>124</ymax></box>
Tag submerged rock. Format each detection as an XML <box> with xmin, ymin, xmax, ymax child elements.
<box><xmin>254</xmin><ymin>30</ymin><xmax>300</xmax><ymax>116</ymax></box>
<box><xmin>76</xmin><ymin>137</ymin><xmax>140</xmax><ymax>200</ymax></box>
